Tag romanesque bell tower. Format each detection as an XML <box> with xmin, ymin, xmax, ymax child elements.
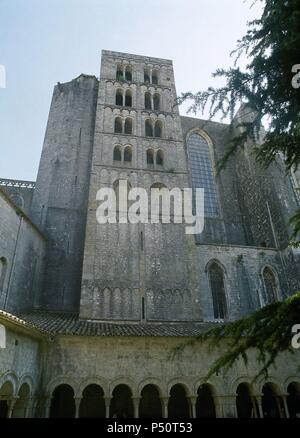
<box><xmin>80</xmin><ymin>50</ymin><xmax>201</xmax><ymax>322</ymax></box>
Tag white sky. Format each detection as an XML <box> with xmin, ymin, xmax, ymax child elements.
<box><xmin>0</xmin><ymin>0</ymin><xmax>263</xmax><ymax>180</ymax></box>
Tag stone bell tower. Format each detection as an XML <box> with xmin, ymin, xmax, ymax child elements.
<box><xmin>80</xmin><ymin>50</ymin><xmax>201</xmax><ymax>322</ymax></box>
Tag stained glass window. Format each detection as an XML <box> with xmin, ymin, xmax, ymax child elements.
<box><xmin>187</xmin><ymin>133</ymin><xmax>218</xmax><ymax>217</ymax></box>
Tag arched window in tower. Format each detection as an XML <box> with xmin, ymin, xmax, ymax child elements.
<box><xmin>145</xmin><ymin>92</ymin><xmax>152</xmax><ymax>110</ymax></box>
<box><xmin>152</xmin><ymin>69</ymin><xmax>159</xmax><ymax>85</ymax></box>
<box><xmin>153</xmin><ymin>93</ymin><xmax>160</xmax><ymax>111</ymax></box>
<box><xmin>146</xmin><ymin>149</ymin><xmax>154</xmax><ymax>168</ymax></box>
<box><xmin>124</xmin><ymin>118</ymin><xmax>132</xmax><ymax>135</ymax></box>
<box><xmin>156</xmin><ymin>149</ymin><xmax>164</xmax><ymax>167</ymax></box>
<box><xmin>113</xmin><ymin>145</ymin><xmax>122</xmax><ymax>162</ymax></box>
<box><xmin>113</xmin><ymin>179</ymin><xmax>132</xmax><ymax>222</ymax></box>
<box><xmin>262</xmin><ymin>267</ymin><xmax>278</xmax><ymax>305</ymax></box>
<box><xmin>125</xmin><ymin>89</ymin><xmax>132</xmax><ymax>107</ymax></box>
<box><xmin>187</xmin><ymin>132</ymin><xmax>218</xmax><ymax>217</ymax></box>
<box><xmin>114</xmin><ymin>117</ymin><xmax>122</xmax><ymax>134</ymax></box>
<box><xmin>125</xmin><ymin>66</ymin><xmax>132</xmax><ymax>82</ymax></box>
<box><xmin>116</xmin><ymin>65</ymin><xmax>123</xmax><ymax>81</ymax></box>
<box><xmin>154</xmin><ymin>120</ymin><xmax>162</xmax><ymax>138</ymax></box>
<box><xmin>115</xmin><ymin>89</ymin><xmax>123</xmax><ymax>106</ymax></box>
<box><xmin>208</xmin><ymin>262</ymin><xmax>227</xmax><ymax>320</ymax></box>
<box><xmin>0</xmin><ymin>257</ymin><xmax>7</xmax><ymax>292</ymax></box>
<box><xmin>144</xmin><ymin>68</ymin><xmax>150</xmax><ymax>84</ymax></box>
<box><xmin>145</xmin><ymin>120</ymin><xmax>153</xmax><ymax>137</ymax></box>
<box><xmin>124</xmin><ymin>146</ymin><xmax>132</xmax><ymax>163</ymax></box>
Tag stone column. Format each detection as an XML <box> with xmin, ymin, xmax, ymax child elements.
<box><xmin>28</xmin><ymin>397</ymin><xmax>38</xmax><ymax>418</ymax></box>
<box><xmin>151</xmin><ymin>94</ymin><xmax>154</xmax><ymax>111</ymax></box>
<box><xmin>44</xmin><ymin>397</ymin><xmax>52</xmax><ymax>418</ymax></box>
<box><xmin>254</xmin><ymin>395</ymin><xmax>264</xmax><ymax>418</ymax></box>
<box><xmin>74</xmin><ymin>397</ymin><xmax>82</xmax><ymax>418</ymax></box>
<box><xmin>104</xmin><ymin>397</ymin><xmax>111</xmax><ymax>418</ymax></box>
<box><xmin>280</xmin><ymin>395</ymin><xmax>290</xmax><ymax>418</ymax></box>
<box><xmin>160</xmin><ymin>397</ymin><xmax>169</xmax><ymax>419</ymax></box>
<box><xmin>132</xmin><ymin>397</ymin><xmax>141</xmax><ymax>419</ymax></box>
<box><xmin>187</xmin><ymin>396</ymin><xmax>197</xmax><ymax>418</ymax></box>
<box><xmin>7</xmin><ymin>397</ymin><xmax>17</xmax><ymax>418</ymax></box>
<box><xmin>250</xmin><ymin>396</ymin><xmax>259</xmax><ymax>418</ymax></box>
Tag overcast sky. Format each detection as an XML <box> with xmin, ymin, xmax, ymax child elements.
<box><xmin>0</xmin><ymin>0</ymin><xmax>262</xmax><ymax>181</ymax></box>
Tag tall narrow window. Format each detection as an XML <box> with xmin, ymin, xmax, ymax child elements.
<box><xmin>153</xmin><ymin>93</ymin><xmax>160</xmax><ymax>111</ymax></box>
<box><xmin>145</xmin><ymin>92</ymin><xmax>152</xmax><ymax>110</ymax></box>
<box><xmin>125</xmin><ymin>66</ymin><xmax>132</xmax><ymax>82</ymax></box>
<box><xmin>113</xmin><ymin>145</ymin><xmax>122</xmax><ymax>162</ymax></box>
<box><xmin>125</xmin><ymin>90</ymin><xmax>132</xmax><ymax>107</ymax></box>
<box><xmin>145</xmin><ymin>120</ymin><xmax>153</xmax><ymax>137</ymax></box>
<box><xmin>154</xmin><ymin>120</ymin><xmax>162</xmax><ymax>138</ymax></box>
<box><xmin>124</xmin><ymin>118</ymin><xmax>132</xmax><ymax>135</ymax></box>
<box><xmin>144</xmin><ymin>69</ymin><xmax>150</xmax><ymax>84</ymax></box>
<box><xmin>116</xmin><ymin>89</ymin><xmax>123</xmax><ymax>106</ymax></box>
<box><xmin>114</xmin><ymin>117</ymin><xmax>122</xmax><ymax>133</ymax></box>
<box><xmin>156</xmin><ymin>149</ymin><xmax>164</xmax><ymax>167</ymax></box>
<box><xmin>208</xmin><ymin>262</ymin><xmax>227</xmax><ymax>320</ymax></box>
<box><xmin>262</xmin><ymin>267</ymin><xmax>278</xmax><ymax>305</ymax></box>
<box><xmin>146</xmin><ymin>149</ymin><xmax>154</xmax><ymax>168</ymax></box>
<box><xmin>124</xmin><ymin>146</ymin><xmax>132</xmax><ymax>162</ymax></box>
<box><xmin>187</xmin><ymin>132</ymin><xmax>218</xmax><ymax>217</ymax></box>
<box><xmin>116</xmin><ymin>65</ymin><xmax>123</xmax><ymax>81</ymax></box>
<box><xmin>0</xmin><ymin>257</ymin><xmax>7</xmax><ymax>291</ymax></box>
<box><xmin>152</xmin><ymin>69</ymin><xmax>158</xmax><ymax>85</ymax></box>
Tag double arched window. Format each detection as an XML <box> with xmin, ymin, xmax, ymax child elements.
<box><xmin>146</xmin><ymin>149</ymin><xmax>164</xmax><ymax>169</ymax></box>
<box><xmin>114</xmin><ymin>117</ymin><xmax>133</xmax><ymax>135</ymax></box>
<box><xmin>262</xmin><ymin>267</ymin><xmax>279</xmax><ymax>305</ymax></box>
<box><xmin>144</xmin><ymin>68</ymin><xmax>159</xmax><ymax>85</ymax></box>
<box><xmin>145</xmin><ymin>119</ymin><xmax>163</xmax><ymax>138</ymax></box>
<box><xmin>116</xmin><ymin>65</ymin><xmax>132</xmax><ymax>82</ymax></box>
<box><xmin>115</xmin><ymin>89</ymin><xmax>132</xmax><ymax>107</ymax></box>
<box><xmin>144</xmin><ymin>92</ymin><xmax>160</xmax><ymax>111</ymax></box>
<box><xmin>187</xmin><ymin>132</ymin><xmax>218</xmax><ymax>217</ymax></box>
<box><xmin>207</xmin><ymin>261</ymin><xmax>227</xmax><ymax>320</ymax></box>
<box><xmin>113</xmin><ymin>145</ymin><xmax>132</xmax><ymax>164</ymax></box>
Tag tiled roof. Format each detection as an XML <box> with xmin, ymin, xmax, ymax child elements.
<box><xmin>5</xmin><ymin>310</ymin><xmax>217</xmax><ymax>338</ymax></box>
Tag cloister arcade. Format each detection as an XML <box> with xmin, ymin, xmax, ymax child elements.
<box><xmin>1</xmin><ymin>373</ymin><xmax>299</xmax><ymax>418</ymax></box>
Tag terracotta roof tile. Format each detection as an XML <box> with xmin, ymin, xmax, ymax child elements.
<box><xmin>12</xmin><ymin>310</ymin><xmax>218</xmax><ymax>337</ymax></box>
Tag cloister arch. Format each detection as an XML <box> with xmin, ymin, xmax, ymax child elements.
<box><xmin>79</xmin><ymin>384</ymin><xmax>105</xmax><ymax>418</ymax></box>
<box><xmin>236</xmin><ymin>382</ymin><xmax>255</xmax><ymax>418</ymax></box>
<box><xmin>196</xmin><ymin>384</ymin><xmax>216</xmax><ymax>418</ymax></box>
<box><xmin>139</xmin><ymin>384</ymin><xmax>162</xmax><ymax>418</ymax></box>
<box><xmin>110</xmin><ymin>384</ymin><xmax>133</xmax><ymax>418</ymax></box>
<box><xmin>261</xmin><ymin>382</ymin><xmax>282</xmax><ymax>418</ymax></box>
<box><xmin>49</xmin><ymin>384</ymin><xmax>75</xmax><ymax>418</ymax></box>
<box><xmin>287</xmin><ymin>381</ymin><xmax>300</xmax><ymax>418</ymax></box>
<box><xmin>0</xmin><ymin>380</ymin><xmax>14</xmax><ymax>418</ymax></box>
<box><xmin>12</xmin><ymin>382</ymin><xmax>31</xmax><ymax>418</ymax></box>
<box><xmin>168</xmin><ymin>384</ymin><xmax>190</xmax><ymax>418</ymax></box>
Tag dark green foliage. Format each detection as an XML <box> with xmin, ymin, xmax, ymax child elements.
<box><xmin>175</xmin><ymin>0</ymin><xmax>300</xmax><ymax>378</ymax></box>
<box><xmin>173</xmin><ymin>293</ymin><xmax>300</xmax><ymax>381</ymax></box>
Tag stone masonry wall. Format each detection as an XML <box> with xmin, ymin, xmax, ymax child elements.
<box><xmin>30</xmin><ymin>75</ymin><xmax>99</xmax><ymax>312</ymax></box>
<box><xmin>0</xmin><ymin>189</ymin><xmax>45</xmax><ymax>313</ymax></box>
